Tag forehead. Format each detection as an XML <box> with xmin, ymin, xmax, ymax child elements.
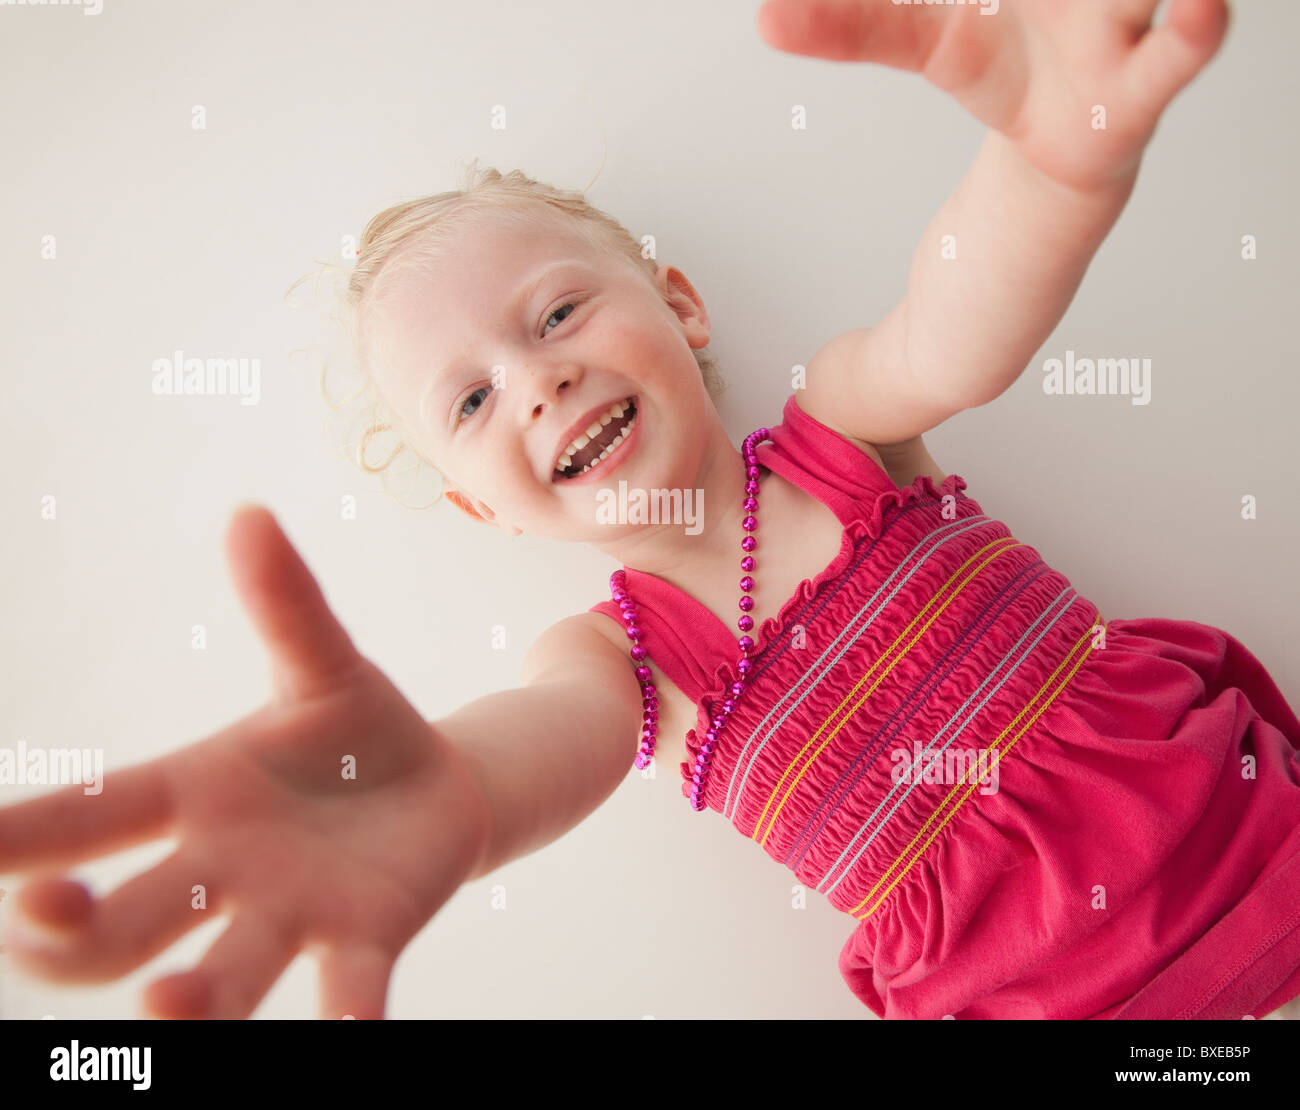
<box><xmin>379</xmin><ymin>208</ymin><xmax>614</xmax><ymax>317</ymax></box>
<box><xmin>365</xmin><ymin>208</ymin><xmax>637</xmax><ymax>410</ymax></box>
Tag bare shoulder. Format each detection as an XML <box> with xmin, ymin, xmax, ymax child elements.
<box><xmin>791</xmin><ymin>386</ymin><xmax>888</xmax><ymax>470</ymax></box>
<box><xmin>792</xmin><ymin>388</ymin><xmax>947</xmax><ymax>489</ymax></box>
<box><xmin>871</xmin><ymin>434</ymin><xmax>948</xmax><ymax>488</ymax></box>
<box><xmin>797</xmin><ymin>322</ymin><xmax>970</xmax><ymax>449</ymax></box>
<box><xmin>520</xmin><ymin>609</ymin><xmax>638</xmax><ymax>688</ymax></box>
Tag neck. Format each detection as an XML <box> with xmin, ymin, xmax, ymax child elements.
<box><xmin>584</xmin><ymin>422</ymin><xmax>769</xmax><ymax>597</ymax></box>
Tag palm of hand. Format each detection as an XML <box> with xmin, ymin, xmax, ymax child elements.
<box><xmin>1</xmin><ymin>508</ymin><xmax>490</xmax><ymax>1019</ymax></box>
<box><xmin>141</xmin><ymin>662</ymin><xmax>483</xmax><ymax>1016</ymax></box>
<box><xmin>757</xmin><ymin>0</ymin><xmax>1230</xmax><ymax>191</ymax></box>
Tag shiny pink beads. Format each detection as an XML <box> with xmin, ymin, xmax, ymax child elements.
<box><xmin>608</xmin><ymin>428</ymin><xmax>772</xmax><ymax>810</ymax></box>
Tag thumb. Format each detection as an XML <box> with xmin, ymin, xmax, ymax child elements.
<box><xmin>1125</xmin><ymin>0</ymin><xmax>1230</xmax><ymax>117</ymax></box>
<box><xmin>224</xmin><ymin>503</ymin><xmax>362</xmax><ymax>703</ymax></box>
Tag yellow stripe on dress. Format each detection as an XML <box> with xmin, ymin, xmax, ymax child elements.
<box><xmin>851</xmin><ymin>616</ymin><xmax>1105</xmax><ymax>920</ymax></box>
<box><xmin>751</xmin><ymin>536</ymin><xmax>1024</xmax><ymax>848</ymax></box>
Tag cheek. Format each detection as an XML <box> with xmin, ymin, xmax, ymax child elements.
<box><xmin>484</xmin><ymin>444</ymin><xmax>539</xmax><ymax>502</ymax></box>
<box><xmin>595</xmin><ymin>316</ymin><xmax>674</xmax><ymax>373</ymax></box>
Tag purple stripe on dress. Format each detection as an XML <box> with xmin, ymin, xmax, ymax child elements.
<box><xmin>744</xmin><ymin>495</ymin><xmax>955</xmax><ymax>690</ymax></box>
<box><xmin>817</xmin><ymin>586</ymin><xmax>1083</xmax><ymax>897</ymax></box>
<box><xmin>724</xmin><ymin>510</ymin><xmax>999</xmax><ymax>823</ymax></box>
<box><xmin>783</xmin><ymin>558</ymin><xmax>1051</xmax><ymax>870</ymax></box>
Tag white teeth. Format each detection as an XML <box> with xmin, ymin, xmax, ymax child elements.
<box><xmin>556</xmin><ymin>398</ymin><xmax>636</xmax><ymax>477</ymax></box>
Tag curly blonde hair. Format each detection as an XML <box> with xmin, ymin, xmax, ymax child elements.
<box><xmin>292</xmin><ymin>160</ymin><xmax>726</xmax><ymax>512</ymax></box>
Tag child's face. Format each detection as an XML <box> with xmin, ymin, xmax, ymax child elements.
<box><xmin>367</xmin><ymin>210</ymin><xmax>718</xmax><ymax>542</ymax></box>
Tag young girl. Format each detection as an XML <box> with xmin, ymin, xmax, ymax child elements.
<box><xmin>4</xmin><ymin>0</ymin><xmax>1298</xmax><ymax>1020</ymax></box>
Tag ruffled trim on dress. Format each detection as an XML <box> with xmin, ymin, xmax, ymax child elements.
<box><xmin>680</xmin><ymin>471</ymin><xmax>971</xmax><ymax>795</ymax></box>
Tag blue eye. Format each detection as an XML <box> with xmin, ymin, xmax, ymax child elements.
<box><xmin>457</xmin><ymin>386</ymin><xmax>491</xmax><ymax>423</ymax></box>
<box><xmin>543</xmin><ymin>302</ymin><xmax>577</xmax><ymax>334</ymax></box>
<box><xmin>456</xmin><ymin>303</ymin><xmax>578</xmax><ymax>424</ymax></box>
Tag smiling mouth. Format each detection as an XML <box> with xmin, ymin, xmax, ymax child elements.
<box><xmin>552</xmin><ymin>397</ymin><xmax>638</xmax><ymax>481</ymax></box>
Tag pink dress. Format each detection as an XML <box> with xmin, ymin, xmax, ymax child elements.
<box><xmin>590</xmin><ymin>395</ymin><xmax>1300</xmax><ymax>1019</ymax></box>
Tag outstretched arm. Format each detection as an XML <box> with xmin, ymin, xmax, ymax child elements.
<box><xmin>0</xmin><ymin>509</ymin><xmax>642</xmax><ymax>1019</ymax></box>
<box><xmin>760</xmin><ymin>0</ymin><xmax>1230</xmax><ymax>445</ymax></box>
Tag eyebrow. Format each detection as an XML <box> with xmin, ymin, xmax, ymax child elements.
<box><xmin>422</xmin><ymin>260</ymin><xmax>585</xmax><ymax>421</ymax></box>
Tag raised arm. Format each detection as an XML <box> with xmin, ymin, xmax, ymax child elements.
<box><xmin>758</xmin><ymin>0</ymin><xmax>1229</xmax><ymax>445</ymax></box>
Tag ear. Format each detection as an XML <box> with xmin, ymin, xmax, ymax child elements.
<box><xmin>655</xmin><ymin>264</ymin><xmax>711</xmax><ymax>349</ymax></box>
<box><xmin>443</xmin><ymin>487</ymin><xmax>522</xmax><ymax>536</ymax></box>
<box><xmin>443</xmin><ymin>490</ymin><xmax>488</xmax><ymax>523</ymax></box>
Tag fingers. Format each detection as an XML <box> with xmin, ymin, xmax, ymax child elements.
<box><xmin>143</xmin><ymin>910</ymin><xmax>298</xmax><ymax>1019</ymax></box>
<box><xmin>1111</xmin><ymin>0</ymin><xmax>1165</xmax><ymax>29</ymax></box>
<box><xmin>317</xmin><ymin>943</ymin><xmax>395</xmax><ymax>1019</ymax></box>
<box><xmin>4</xmin><ymin>853</ymin><xmax>201</xmax><ymax>983</ymax></box>
<box><xmin>1125</xmin><ymin>0</ymin><xmax>1230</xmax><ymax>115</ymax></box>
<box><xmin>755</xmin><ymin>0</ymin><xmax>936</xmax><ymax>69</ymax></box>
<box><xmin>224</xmin><ymin>504</ymin><xmax>362</xmax><ymax>704</ymax></box>
<box><xmin>0</xmin><ymin>758</ymin><xmax>173</xmax><ymax>872</ymax></box>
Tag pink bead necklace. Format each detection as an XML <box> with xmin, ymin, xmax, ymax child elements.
<box><xmin>608</xmin><ymin>427</ymin><xmax>771</xmax><ymax>811</ymax></box>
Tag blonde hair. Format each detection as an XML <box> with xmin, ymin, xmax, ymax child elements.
<box><xmin>296</xmin><ymin>160</ymin><xmax>726</xmax><ymax>508</ymax></box>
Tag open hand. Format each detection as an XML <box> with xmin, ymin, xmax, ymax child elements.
<box><xmin>0</xmin><ymin>506</ymin><xmax>491</xmax><ymax>1018</ymax></box>
<box><xmin>756</xmin><ymin>0</ymin><xmax>1230</xmax><ymax>191</ymax></box>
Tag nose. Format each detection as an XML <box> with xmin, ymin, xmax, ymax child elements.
<box><xmin>531</xmin><ymin>379</ymin><xmax>570</xmax><ymax>419</ymax></box>
<box><xmin>519</xmin><ymin>362</ymin><xmax>576</xmax><ymax>422</ymax></box>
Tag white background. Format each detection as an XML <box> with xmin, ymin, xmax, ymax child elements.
<box><xmin>1</xmin><ymin>0</ymin><xmax>1296</xmax><ymax>1018</ymax></box>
